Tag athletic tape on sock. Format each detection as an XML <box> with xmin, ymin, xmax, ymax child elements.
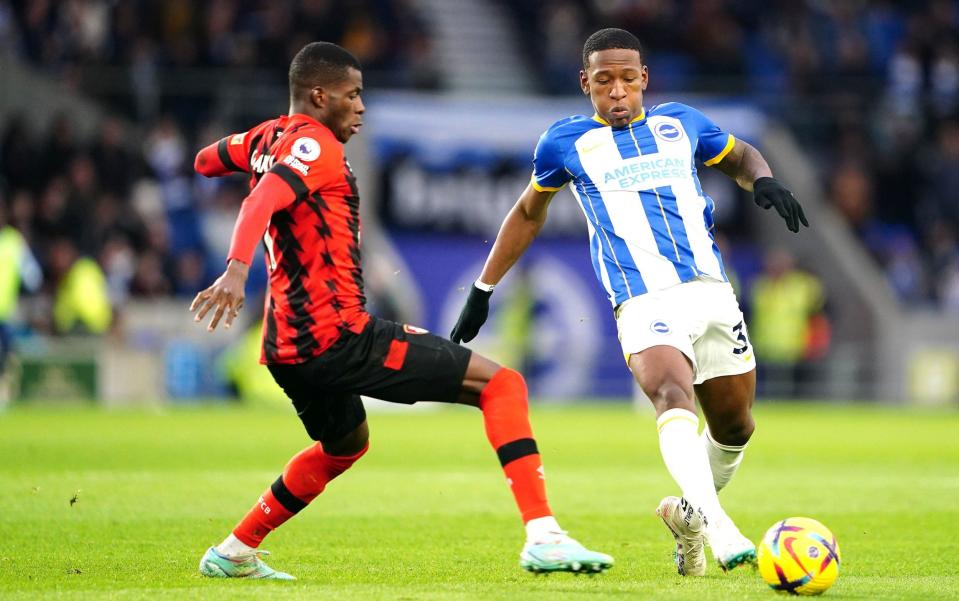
<box><xmin>496</xmin><ymin>437</ymin><xmax>539</xmax><ymax>467</ymax></box>
<box><xmin>270</xmin><ymin>476</ymin><xmax>308</xmax><ymax>514</ymax></box>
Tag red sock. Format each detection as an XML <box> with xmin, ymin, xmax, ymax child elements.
<box><xmin>232</xmin><ymin>441</ymin><xmax>369</xmax><ymax>547</ymax></box>
<box><xmin>479</xmin><ymin>368</ymin><xmax>552</xmax><ymax>523</ymax></box>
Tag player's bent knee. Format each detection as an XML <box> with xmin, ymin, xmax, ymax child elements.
<box><xmin>323</xmin><ymin>421</ymin><xmax>370</xmax><ymax>456</ymax></box>
<box><xmin>645</xmin><ymin>379</ymin><xmax>695</xmax><ymax>413</ymax></box>
<box><xmin>479</xmin><ymin>367</ymin><xmax>528</xmax><ymax>409</ymax></box>
<box><xmin>712</xmin><ymin>417</ymin><xmax>755</xmax><ymax>446</ymax></box>
<box><xmin>459</xmin><ymin>353</ymin><xmax>504</xmax><ymax>401</ymax></box>
<box><xmin>497</xmin><ymin>367</ymin><xmax>526</xmax><ymax>388</ymax></box>
<box><xmin>499</xmin><ymin>368</ymin><xmax>528</xmax><ymax>395</ymax></box>
<box><xmin>734</xmin><ymin>419</ymin><xmax>756</xmax><ymax>445</ymax></box>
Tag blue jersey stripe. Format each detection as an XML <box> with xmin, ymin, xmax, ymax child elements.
<box><xmin>631</xmin><ymin>123</ymin><xmax>659</xmax><ymax>155</ymax></box>
<box><xmin>568</xmin><ymin>151</ymin><xmax>646</xmax><ymax>303</ymax></box>
<box><xmin>612</xmin><ymin>122</ymin><xmax>660</xmax><ymax>160</ymax></box>
<box><xmin>612</xmin><ymin>128</ymin><xmax>640</xmax><ymax>159</ymax></box>
<box><xmin>638</xmin><ymin>186</ymin><xmax>699</xmax><ymax>282</ymax></box>
<box><xmin>691</xmin><ymin>167</ymin><xmax>728</xmax><ymax>281</ymax></box>
<box><xmin>573</xmin><ymin>178</ymin><xmax>629</xmax><ymax>298</ymax></box>
<box><xmin>619</xmin><ymin>245</ymin><xmax>649</xmax><ymax>304</ymax></box>
<box><xmin>701</xmin><ymin>194</ymin><xmax>728</xmax><ymax>281</ymax></box>
<box><xmin>656</xmin><ymin>186</ymin><xmax>700</xmax><ymax>281</ymax></box>
<box><xmin>588</xmin><ymin>226</ymin><xmax>605</xmax><ymax>293</ymax></box>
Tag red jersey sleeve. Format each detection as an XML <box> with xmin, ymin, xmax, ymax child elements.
<box><xmin>264</xmin><ymin>125</ymin><xmax>345</xmax><ymax>201</ymax></box>
<box><xmin>225</xmin><ymin>172</ymin><xmax>297</xmax><ymax>265</ymax></box>
<box><xmin>194</xmin><ymin>130</ymin><xmax>253</xmax><ymax>177</ymax></box>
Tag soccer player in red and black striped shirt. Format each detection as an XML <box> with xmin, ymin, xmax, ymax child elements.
<box><xmin>189</xmin><ymin>42</ymin><xmax>612</xmax><ymax>580</ymax></box>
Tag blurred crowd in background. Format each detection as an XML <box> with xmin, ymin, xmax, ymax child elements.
<box><xmin>0</xmin><ymin>0</ymin><xmax>957</xmax><ymax>349</ymax></box>
<box><xmin>1</xmin><ymin>0</ymin><xmax>438</xmax><ymax>111</ymax></box>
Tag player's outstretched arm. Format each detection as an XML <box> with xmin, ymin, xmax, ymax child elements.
<box><xmin>712</xmin><ymin>140</ymin><xmax>808</xmax><ymax>233</ymax></box>
<box><xmin>451</xmin><ymin>183</ymin><xmax>555</xmax><ymax>343</ymax></box>
<box><xmin>190</xmin><ymin>171</ymin><xmax>296</xmax><ymax>331</ymax></box>
<box><xmin>194</xmin><ymin>134</ymin><xmax>250</xmax><ymax>177</ymax></box>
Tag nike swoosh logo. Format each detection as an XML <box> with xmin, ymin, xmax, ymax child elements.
<box><xmin>580</xmin><ymin>141</ymin><xmax>605</xmax><ymax>154</ymax></box>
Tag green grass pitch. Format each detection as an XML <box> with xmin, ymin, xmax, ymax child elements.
<box><xmin>1</xmin><ymin>402</ymin><xmax>957</xmax><ymax>600</ymax></box>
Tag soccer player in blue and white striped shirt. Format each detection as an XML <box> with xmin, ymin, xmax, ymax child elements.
<box><xmin>452</xmin><ymin>28</ymin><xmax>808</xmax><ymax>577</ymax></box>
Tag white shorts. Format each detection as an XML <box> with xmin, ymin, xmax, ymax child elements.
<box><xmin>615</xmin><ymin>277</ymin><xmax>756</xmax><ymax>385</ymax></box>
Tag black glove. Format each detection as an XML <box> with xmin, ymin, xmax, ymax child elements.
<box><xmin>753</xmin><ymin>177</ymin><xmax>808</xmax><ymax>233</ymax></box>
<box><xmin>450</xmin><ymin>284</ymin><xmax>493</xmax><ymax>343</ymax></box>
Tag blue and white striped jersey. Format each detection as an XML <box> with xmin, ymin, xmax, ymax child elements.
<box><xmin>532</xmin><ymin>102</ymin><xmax>736</xmax><ymax>307</ymax></box>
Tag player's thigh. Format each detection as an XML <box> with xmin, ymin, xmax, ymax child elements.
<box><xmin>616</xmin><ymin>289</ymin><xmax>698</xmax><ymax>365</ymax></box>
<box><xmin>267</xmin><ymin>362</ymin><xmax>367</xmax><ymax>446</ymax></box>
<box><xmin>695</xmin><ymin>370</ymin><xmax>756</xmax><ymax>446</ymax></box>
<box><xmin>628</xmin><ymin>345</ymin><xmax>696</xmax><ymax>413</ymax></box>
<box><xmin>616</xmin><ymin>290</ymin><xmax>697</xmax><ymax>402</ymax></box>
<box><xmin>690</xmin><ymin>281</ymin><xmax>756</xmax><ymax>385</ymax></box>
<box><xmin>458</xmin><ymin>352</ymin><xmax>501</xmax><ymax>406</ymax></box>
<box><xmin>332</xmin><ymin>317</ymin><xmax>473</xmax><ymax>405</ymax></box>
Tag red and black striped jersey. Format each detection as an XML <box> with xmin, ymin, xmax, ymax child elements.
<box><xmin>213</xmin><ymin>114</ymin><xmax>369</xmax><ymax>364</ymax></box>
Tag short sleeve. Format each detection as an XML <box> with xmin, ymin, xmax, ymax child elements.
<box><xmin>215</xmin><ymin>130</ymin><xmax>253</xmax><ymax>173</ymax></box>
<box><xmin>531</xmin><ymin>129</ymin><xmax>571</xmax><ymax>192</ymax></box>
<box><xmin>268</xmin><ymin>127</ymin><xmax>345</xmax><ymax>201</ymax></box>
<box><xmin>681</xmin><ymin>106</ymin><xmax>736</xmax><ymax>166</ymax></box>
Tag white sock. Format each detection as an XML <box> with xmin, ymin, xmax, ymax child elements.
<box><xmin>216</xmin><ymin>533</ymin><xmax>256</xmax><ymax>558</ymax></box>
<box><xmin>525</xmin><ymin>515</ymin><xmax>563</xmax><ymax>543</ymax></box>
<box><xmin>702</xmin><ymin>427</ymin><xmax>746</xmax><ymax>493</ymax></box>
<box><xmin>657</xmin><ymin>408</ymin><xmax>730</xmax><ymax>533</ymax></box>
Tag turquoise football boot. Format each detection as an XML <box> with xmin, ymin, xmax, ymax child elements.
<box><xmin>198</xmin><ymin>547</ymin><xmax>295</xmax><ymax>580</ymax></box>
<box><xmin>520</xmin><ymin>533</ymin><xmax>614</xmax><ymax>574</ymax></box>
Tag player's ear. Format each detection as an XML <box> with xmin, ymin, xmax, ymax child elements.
<box><xmin>641</xmin><ymin>65</ymin><xmax>648</xmax><ymax>90</ymax></box>
<box><xmin>580</xmin><ymin>70</ymin><xmax>589</xmax><ymax>95</ymax></box>
<box><xmin>310</xmin><ymin>86</ymin><xmax>326</xmax><ymax>109</ymax></box>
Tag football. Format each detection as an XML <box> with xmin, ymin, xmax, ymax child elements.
<box><xmin>757</xmin><ymin>517</ymin><xmax>841</xmax><ymax>595</ymax></box>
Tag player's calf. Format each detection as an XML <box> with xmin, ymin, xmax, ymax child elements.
<box><xmin>478</xmin><ymin>368</ymin><xmax>552</xmax><ymax>522</ymax></box>
<box><xmin>477</xmin><ymin>367</ymin><xmax>614</xmax><ymax>574</ymax></box>
<box><xmin>227</xmin><ymin>441</ymin><xmax>369</xmax><ymax>550</ymax></box>
<box><xmin>202</xmin><ymin>438</ymin><xmax>369</xmax><ymax>580</ymax></box>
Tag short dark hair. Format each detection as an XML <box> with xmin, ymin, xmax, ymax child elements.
<box><xmin>289</xmin><ymin>42</ymin><xmax>361</xmax><ymax>98</ymax></box>
<box><xmin>582</xmin><ymin>28</ymin><xmax>644</xmax><ymax>70</ymax></box>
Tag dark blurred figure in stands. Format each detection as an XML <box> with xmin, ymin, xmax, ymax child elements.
<box><xmin>920</xmin><ymin>122</ymin><xmax>959</xmax><ymax>284</ymax></box>
<box><xmin>41</xmin><ymin>114</ymin><xmax>80</xmax><ymax>180</ymax></box>
<box><xmin>92</xmin><ymin>117</ymin><xmax>138</xmax><ymax>197</ymax></box>
<box><xmin>0</xmin><ymin>115</ymin><xmax>40</xmax><ymax>194</ymax></box>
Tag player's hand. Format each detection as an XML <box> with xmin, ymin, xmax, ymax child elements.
<box><xmin>753</xmin><ymin>177</ymin><xmax>809</xmax><ymax>233</ymax></box>
<box><xmin>190</xmin><ymin>260</ymin><xmax>249</xmax><ymax>332</ymax></box>
<box><xmin>450</xmin><ymin>284</ymin><xmax>493</xmax><ymax>343</ymax></box>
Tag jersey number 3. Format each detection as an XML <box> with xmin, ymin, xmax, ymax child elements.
<box><xmin>732</xmin><ymin>321</ymin><xmax>750</xmax><ymax>355</ymax></box>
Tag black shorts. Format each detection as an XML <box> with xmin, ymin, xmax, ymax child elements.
<box><xmin>267</xmin><ymin>316</ymin><xmax>472</xmax><ymax>444</ymax></box>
